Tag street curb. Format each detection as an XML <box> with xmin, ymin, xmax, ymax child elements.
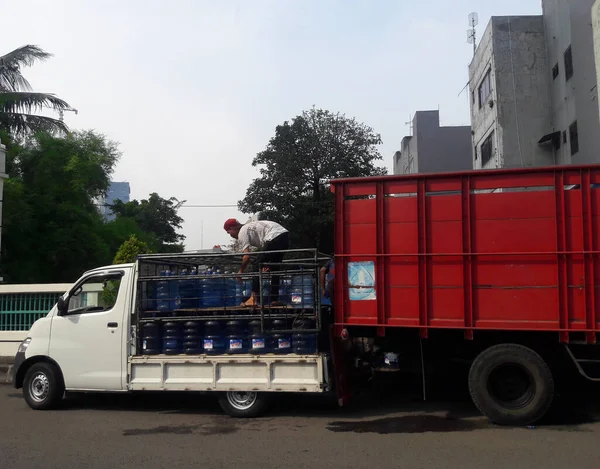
<box><xmin>0</xmin><ymin>356</ymin><xmax>14</xmax><ymax>384</ymax></box>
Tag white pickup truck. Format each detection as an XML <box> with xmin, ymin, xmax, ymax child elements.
<box><xmin>12</xmin><ymin>252</ymin><xmax>331</xmax><ymax>417</ymax></box>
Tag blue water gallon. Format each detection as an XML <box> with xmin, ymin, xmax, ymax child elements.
<box><xmin>162</xmin><ymin>321</ymin><xmax>183</xmax><ymax>354</ymax></box>
<box><xmin>156</xmin><ymin>270</ymin><xmax>171</xmax><ymax>313</ymax></box>
<box><xmin>292</xmin><ymin>319</ymin><xmax>318</xmax><ymax>354</ymax></box>
<box><xmin>140</xmin><ymin>321</ymin><xmax>162</xmax><ymax>355</ymax></box>
<box><xmin>261</xmin><ymin>278</ymin><xmax>271</xmax><ymax>304</ymax></box>
<box><xmin>272</xmin><ymin>334</ymin><xmax>292</xmax><ymax>354</ymax></box>
<box><xmin>225</xmin><ymin>275</ymin><xmax>238</xmax><ymax>307</ymax></box>
<box><xmin>234</xmin><ymin>279</ymin><xmax>244</xmax><ymax>306</ymax></box>
<box><xmin>202</xmin><ymin>269</ymin><xmax>223</xmax><ymax>308</ymax></box>
<box><xmin>179</xmin><ymin>269</ymin><xmax>197</xmax><ymax>309</ymax></box>
<box><xmin>225</xmin><ymin>320</ymin><xmax>247</xmax><ymax>354</ymax></box>
<box><xmin>271</xmin><ymin>319</ymin><xmax>291</xmax><ymax>354</ymax></box>
<box><xmin>169</xmin><ymin>270</ymin><xmax>181</xmax><ymax>313</ymax></box>
<box><xmin>248</xmin><ymin>320</ymin><xmax>271</xmax><ymax>354</ymax></box>
<box><xmin>290</xmin><ymin>273</ymin><xmax>315</xmax><ymax>308</ymax></box>
<box><xmin>279</xmin><ymin>276</ymin><xmax>292</xmax><ymax>305</ymax></box>
<box><xmin>183</xmin><ymin>321</ymin><xmax>202</xmax><ymax>354</ymax></box>
<box><xmin>203</xmin><ymin>320</ymin><xmax>225</xmax><ymax>354</ymax></box>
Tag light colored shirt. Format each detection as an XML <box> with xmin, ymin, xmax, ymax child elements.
<box><xmin>238</xmin><ymin>221</ymin><xmax>288</xmax><ymax>251</ymax></box>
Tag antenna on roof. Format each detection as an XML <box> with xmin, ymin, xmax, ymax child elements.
<box><xmin>405</xmin><ymin>114</ymin><xmax>413</xmax><ymax>136</ymax></box>
<box><xmin>467</xmin><ymin>12</ymin><xmax>478</xmax><ymax>57</ymax></box>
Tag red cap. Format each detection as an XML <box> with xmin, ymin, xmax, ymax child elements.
<box><xmin>223</xmin><ymin>218</ymin><xmax>239</xmax><ymax>231</ymax></box>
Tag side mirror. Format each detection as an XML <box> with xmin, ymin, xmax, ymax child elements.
<box><xmin>57</xmin><ymin>297</ymin><xmax>68</xmax><ymax>316</ymax></box>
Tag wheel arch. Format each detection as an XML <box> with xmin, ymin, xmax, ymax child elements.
<box><xmin>15</xmin><ymin>356</ymin><xmax>64</xmax><ymax>389</ymax></box>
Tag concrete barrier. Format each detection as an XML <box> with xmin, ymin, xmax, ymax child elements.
<box><xmin>0</xmin><ymin>356</ymin><xmax>14</xmax><ymax>384</ymax></box>
<box><xmin>0</xmin><ymin>331</ymin><xmax>26</xmax><ymax>357</ymax></box>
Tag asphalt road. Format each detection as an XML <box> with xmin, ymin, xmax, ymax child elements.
<box><xmin>2</xmin><ymin>382</ymin><xmax>600</xmax><ymax>469</ymax></box>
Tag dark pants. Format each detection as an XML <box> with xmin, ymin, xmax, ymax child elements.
<box><xmin>252</xmin><ymin>232</ymin><xmax>289</xmax><ymax>302</ymax></box>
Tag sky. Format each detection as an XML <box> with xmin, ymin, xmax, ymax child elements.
<box><xmin>2</xmin><ymin>0</ymin><xmax>543</xmax><ymax>251</ymax></box>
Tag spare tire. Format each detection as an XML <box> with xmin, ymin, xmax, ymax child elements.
<box><xmin>468</xmin><ymin>343</ymin><xmax>554</xmax><ymax>426</ymax></box>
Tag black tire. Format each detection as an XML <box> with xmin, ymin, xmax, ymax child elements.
<box><xmin>218</xmin><ymin>391</ymin><xmax>270</xmax><ymax>418</ymax></box>
<box><xmin>22</xmin><ymin>362</ymin><xmax>65</xmax><ymax>410</ymax></box>
<box><xmin>469</xmin><ymin>343</ymin><xmax>554</xmax><ymax>426</ymax></box>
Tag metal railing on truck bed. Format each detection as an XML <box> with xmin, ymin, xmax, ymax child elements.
<box><xmin>134</xmin><ymin>249</ymin><xmax>331</xmax><ymax>356</ymax></box>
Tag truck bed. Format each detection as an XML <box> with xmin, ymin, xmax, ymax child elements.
<box><xmin>331</xmin><ymin>164</ymin><xmax>600</xmax><ymax>342</ymax></box>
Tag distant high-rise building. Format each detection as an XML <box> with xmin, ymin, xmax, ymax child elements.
<box><xmin>99</xmin><ymin>181</ymin><xmax>131</xmax><ymax>221</ymax></box>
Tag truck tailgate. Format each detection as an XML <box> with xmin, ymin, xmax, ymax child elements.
<box><xmin>128</xmin><ymin>354</ymin><xmax>327</xmax><ymax>392</ymax></box>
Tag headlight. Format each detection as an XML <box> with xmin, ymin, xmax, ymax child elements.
<box><xmin>18</xmin><ymin>338</ymin><xmax>31</xmax><ymax>353</ymax></box>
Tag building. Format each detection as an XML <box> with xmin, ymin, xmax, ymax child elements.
<box><xmin>543</xmin><ymin>0</ymin><xmax>600</xmax><ymax>165</ymax></box>
<box><xmin>99</xmin><ymin>181</ymin><xmax>131</xmax><ymax>222</ymax></box>
<box><xmin>469</xmin><ymin>16</ymin><xmax>553</xmax><ymax>170</ymax></box>
<box><xmin>469</xmin><ymin>2</ymin><xmax>600</xmax><ymax>170</ymax></box>
<box><xmin>392</xmin><ymin>110</ymin><xmax>472</xmax><ymax>175</ymax></box>
<box><xmin>591</xmin><ymin>0</ymin><xmax>600</xmax><ymax>124</ymax></box>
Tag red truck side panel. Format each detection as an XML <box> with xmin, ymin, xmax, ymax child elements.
<box><xmin>331</xmin><ymin>165</ymin><xmax>600</xmax><ymax>343</ymax></box>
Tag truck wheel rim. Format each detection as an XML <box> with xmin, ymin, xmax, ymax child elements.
<box><xmin>227</xmin><ymin>392</ymin><xmax>257</xmax><ymax>411</ymax></box>
<box><xmin>30</xmin><ymin>373</ymin><xmax>50</xmax><ymax>403</ymax></box>
<box><xmin>487</xmin><ymin>363</ymin><xmax>535</xmax><ymax>409</ymax></box>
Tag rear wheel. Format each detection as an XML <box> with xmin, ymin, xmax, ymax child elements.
<box><xmin>22</xmin><ymin>363</ymin><xmax>65</xmax><ymax>410</ymax></box>
<box><xmin>218</xmin><ymin>391</ymin><xmax>269</xmax><ymax>418</ymax></box>
<box><xmin>469</xmin><ymin>343</ymin><xmax>554</xmax><ymax>426</ymax></box>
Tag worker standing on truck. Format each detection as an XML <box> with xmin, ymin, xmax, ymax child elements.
<box><xmin>224</xmin><ymin>218</ymin><xmax>289</xmax><ymax>307</ymax></box>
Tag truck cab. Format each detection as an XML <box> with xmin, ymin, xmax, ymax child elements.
<box><xmin>13</xmin><ymin>264</ymin><xmax>135</xmax><ymax>408</ymax></box>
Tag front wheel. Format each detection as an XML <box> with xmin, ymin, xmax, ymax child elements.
<box><xmin>218</xmin><ymin>391</ymin><xmax>270</xmax><ymax>418</ymax></box>
<box><xmin>469</xmin><ymin>343</ymin><xmax>554</xmax><ymax>426</ymax></box>
<box><xmin>22</xmin><ymin>362</ymin><xmax>65</xmax><ymax>410</ymax></box>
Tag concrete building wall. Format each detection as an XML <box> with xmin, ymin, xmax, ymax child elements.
<box><xmin>593</xmin><ymin>0</ymin><xmax>600</xmax><ymax>127</ymax></box>
<box><xmin>493</xmin><ymin>16</ymin><xmax>553</xmax><ymax>168</ymax></box>
<box><xmin>469</xmin><ymin>20</ymin><xmax>500</xmax><ymax>169</ymax></box>
<box><xmin>470</xmin><ymin>16</ymin><xmax>554</xmax><ymax>170</ymax></box>
<box><xmin>543</xmin><ymin>0</ymin><xmax>600</xmax><ymax>164</ymax></box>
<box><xmin>393</xmin><ymin>111</ymin><xmax>472</xmax><ymax>175</ymax></box>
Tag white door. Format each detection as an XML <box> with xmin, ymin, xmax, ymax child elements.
<box><xmin>49</xmin><ymin>267</ymin><xmax>132</xmax><ymax>390</ymax></box>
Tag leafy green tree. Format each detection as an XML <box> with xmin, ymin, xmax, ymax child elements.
<box><xmin>239</xmin><ymin>108</ymin><xmax>387</xmax><ymax>253</ymax></box>
<box><xmin>113</xmin><ymin>235</ymin><xmax>152</xmax><ymax>264</ymax></box>
<box><xmin>1</xmin><ymin>130</ymin><xmax>120</xmax><ymax>283</ymax></box>
<box><xmin>101</xmin><ymin>235</ymin><xmax>152</xmax><ymax>304</ymax></box>
<box><xmin>111</xmin><ymin>193</ymin><xmax>185</xmax><ymax>252</ymax></box>
<box><xmin>0</xmin><ymin>45</ymin><xmax>74</xmax><ymax>136</ymax></box>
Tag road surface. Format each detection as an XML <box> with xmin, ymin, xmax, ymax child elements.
<box><xmin>2</xmin><ymin>383</ymin><xmax>600</xmax><ymax>469</ymax></box>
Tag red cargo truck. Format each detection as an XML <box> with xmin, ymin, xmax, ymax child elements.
<box><xmin>328</xmin><ymin>163</ymin><xmax>600</xmax><ymax>425</ymax></box>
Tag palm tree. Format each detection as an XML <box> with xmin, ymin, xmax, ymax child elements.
<box><xmin>0</xmin><ymin>45</ymin><xmax>75</xmax><ymax>136</ymax></box>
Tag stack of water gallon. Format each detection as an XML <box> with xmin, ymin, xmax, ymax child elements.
<box><xmin>140</xmin><ymin>317</ymin><xmax>318</xmax><ymax>355</ymax></box>
<box><xmin>139</xmin><ymin>267</ymin><xmax>318</xmax><ymax>356</ymax></box>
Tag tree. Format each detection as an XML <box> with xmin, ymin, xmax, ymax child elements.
<box><xmin>0</xmin><ymin>45</ymin><xmax>75</xmax><ymax>136</ymax></box>
<box><xmin>1</xmin><ymin>130</ymin><xmax>120</xmax><ymax>283</ymax></box>
<box><xmin>239</xmin><ymin>108</ymin><xmax>387</xmax><ymax>253</ymax></box>
<box><xmin>113</xmin><ymin>235</ymin><xmax>152</xmax><ymax>264</ymax></box>
<box><xmin>110</xmin><ymin>193</ymin><xmax>185</xmax><ymax>252</ymax></box>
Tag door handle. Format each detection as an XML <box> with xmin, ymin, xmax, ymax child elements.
<box><xmin>107</xmin><ymin>322</ymin><xmax>118</xmax><ymax>328</ymax></box>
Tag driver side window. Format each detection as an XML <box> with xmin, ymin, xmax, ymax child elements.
<box><xmin>68</xmin><ymin>273</ymin><xmax>123</xmax><ymax>314</ymax></box>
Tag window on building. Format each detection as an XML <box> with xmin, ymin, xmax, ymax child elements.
<box><xmin>564</xmin><ymin>46</ymin><xmax>573</xmax><ymax>81</ymax></box>
<box><xmin>552</xmin><ymin>63</ymin><xmax>559</xmax><ymax>80</ymax></box>
<box><xmin>569</xmin><ymin>121</ymin><xmax>579</xmax><ymax>156</ymax></box>
<box><xmin>562</xmin><ymin>130</ymin><xmax>567</xmax><ymax>144</ymax></box>
<box><xmin>481</xmin><ymin>132</ymin><xmax>494</xmax><ymax>167</ymax></box>
<box><xmin>478</xmin><ymin>69</ymin><xmax>492</xmax><ymax>108</ymax></box>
